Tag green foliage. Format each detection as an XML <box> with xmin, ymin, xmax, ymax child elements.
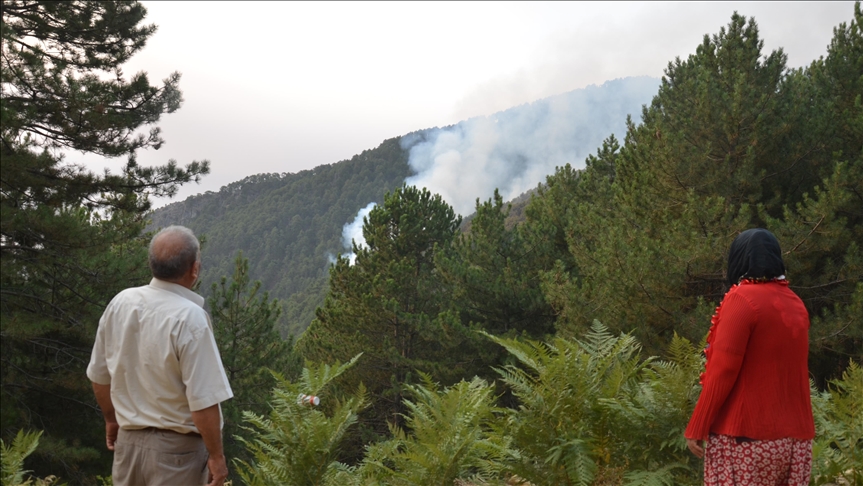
<box><xmin>2</xmin><ymin>1</ymin><xmax>167</xmax><ymax>157</ymax></box>
<box><xmin>208</xmin><ymin>252</ymin><xmax>302</xmax><ymax>476</ymax></box>
<box><xmin>760</xmin><ymin>160</ymin><xmax>863</xmax><ymax>381</ymax></box>
<box><xmin>298</xmin><ymin>185</ymin><xmax>480</xmax><ymax>441</ymax></box>
<box><xmin>531</xmin><ymin>6</ymin><xmax>862</xmax><ymax>384</ymax></box>
<box><xmin>1</xmin><ymin>2</ymin><xmax>208</xmax><ymax>480</ymax></box>
<box><xmin>1</xmin><ymin>430</ymin><xmax>40</xmax><ymax>486</ymax></box>
<box><xmin>1</xmin><ymin>0</ymin><xmax>209</xmax><ymax>208</ymax></box>
<box><xmin>0</xmin><ymin>430</ymin><xmax>60</xmax><ymax>486</ymax></box>
<box><xmin>437</xmin><ymin>189</ymin><xmax>555</xmax><ymax>339</ymax></box>
<box><xmin>486</xmin><ymin>322</ymin><xmax>701</xmax><ymax>485</ymax></box>
<box><xmin>356</xmin><ymin>375</ymin><xmax>515</xmax><ymax>486</ymax></box>
<box><xmin>811</xmin><ymin>361</ymin><xmax>863</xmax><ymax>485</ymax></box>
<box><xmin>234</xmin><ymin>329</ymin><xmax>863</xmax><ymax>486</ymax></box>
<box><xmin>148</xmin><ymin>138</ymin><xmax>414</xmax><ymax>336</ymax></box>
<box><xmin>809</xmin><ymin>1</ymin><xmax>862</xmax><ymax>168</ymax></box>
<box><xmin>235</xmin><ymin>355</ymin><xmax>367</xmax><ymax>486</ymax></box>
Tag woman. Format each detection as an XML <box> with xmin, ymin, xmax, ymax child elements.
<box><xmin>685</xmin><ymin>228</ymin><xmax>815</xmax><ymax>485</ymax></box>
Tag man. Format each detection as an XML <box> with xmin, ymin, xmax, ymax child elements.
<box><xmin>88</xmin><ymin>226</ymin><xmax>233</xmax><ymax>485</ymax></box>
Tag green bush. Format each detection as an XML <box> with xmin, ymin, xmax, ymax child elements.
<box><xmin>356</xmin><ymin>375</ymin><xmax>515</xmax><ymax>486</ymax></box>
<box><xmin>811</xmin><ymin>361</ymin><xmax>863</xmax><ymax>485</ymax></box>
<box><xmin>235</xmin><ymin>325</ymin><xmax>861</xmax><ymax>485</ymax></box>
<box><xmin>234</xmin><ymin>355</ymin><xmax>367</xmax><ymax>486</ymax></box>
<box><xmin>487</xmin><ymin>322</ymin><xmax>701</xmax><ymax>486</ymax></box>
<box><xmin>1</xmin><ymin>430</ymin><xmax>60</xmax><ymax>486</ymax></box>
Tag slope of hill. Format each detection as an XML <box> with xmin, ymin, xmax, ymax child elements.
<box><xmin>149</xmin><ymin>137</ymin><xmax>413</xmax><ymax>334</ymax></box>
<box><xmin>148</xmin><ymin>76</ymin><xmax>660</xmax><ymax>335</ymax></box>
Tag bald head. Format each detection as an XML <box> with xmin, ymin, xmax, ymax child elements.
<box><xmin>149</xmin><ymin>226</ymin><xmax>200</xmax><ymax>284</ymax></box>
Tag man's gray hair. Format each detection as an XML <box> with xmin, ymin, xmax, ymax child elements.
<box><xmin>148</xmin><ymin>225</ymin><xmax>200</xmax><ymax>280</ymax></box>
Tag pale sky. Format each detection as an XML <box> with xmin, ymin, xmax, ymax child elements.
<box><xmin>67</xmin><ymin>1</ymin><xmax>854</xmax><ymax>206</ymax></box>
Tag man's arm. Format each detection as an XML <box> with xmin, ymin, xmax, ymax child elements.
<box><xmin>191</xmin><ymin>404</ymin><xmax>228</xmax><ymax>486</ymax></box>
<box><xmin>91</xmin><ymin>382</ymin><xmax>119</xmax><ymax>451</ymax></box>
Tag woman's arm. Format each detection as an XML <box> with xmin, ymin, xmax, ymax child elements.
<box><xmin>684</xmin><ymin>290</ymin><xmax>755</xmax><ymax>442</ymax></box>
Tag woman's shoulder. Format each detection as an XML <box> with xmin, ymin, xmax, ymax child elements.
<box><xmin>733</xmin><ymin>279</ymin><xmax>790</xmax><ymax>293</ymax></box>
<box><xmin>733</xmin><ymin>279</ymin><xmax>806</xmax><ymax>309</ymax></box>
<box><xmin>724</xmin><ymin>279</ymin><xmax>796</xmax><ymax>306</ymax></box>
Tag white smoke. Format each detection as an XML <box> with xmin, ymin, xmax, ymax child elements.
<box><xmin>340</xmin><ymin>202</ymin><xmax>376</xmax><ymax>265</ymax></box>
<box><xmin>402</xmin><ymin>77</ymin><xmax>659</xmax><ymax>216</ymax></box>
<box><xmin>325</xmin><ymin>252</ymin><xmax>338</xmax><ymax>266</ymax></box>
<box><xmin>336</xmin><ymin>77</ymin><xmax>659</xmax><ymax>265</ymax></box>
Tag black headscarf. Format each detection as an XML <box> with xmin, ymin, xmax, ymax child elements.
<box><xmin>726</xmin><ymin>228</ymin><xmax>786</xmax><ymax>286</ymax></box>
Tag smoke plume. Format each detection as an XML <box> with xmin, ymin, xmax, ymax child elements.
<box><xmin>340</xmin><ymin>202</ymin><xmax>376</xmax><ymax>265</ymax></box>
<box><xmin>402</xmin><ymin>77</ymin><xmax>659</xmax><ymax>215</ymax></box>
<box><xmin>338</xmin><ymin>77</ymin><xmax>659</xmax><ymax>264</ymax></box>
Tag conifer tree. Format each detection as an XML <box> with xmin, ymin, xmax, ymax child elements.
<box><xmin>536</xmin><ymin>9</ymin><xmax>863</xmax><ymax>378</ymax></box>
<box><xmin>207</xmin><ymin>252</ymin><xmax>300</xmax><ymax>473</ymax></box>
<box><xmin>1</xmin><ymin>1</ymin><xmax>207</xmax><ymax>479</ymax></box>
<box><xmin>298</xmin><ymin>185</ymin><xmax>478</xmax><ymax>439</ymax></box>
<box><xmin>436</xmin><ymin>189</ymin><xmax>555</xmax><ymax>339</ymax></box>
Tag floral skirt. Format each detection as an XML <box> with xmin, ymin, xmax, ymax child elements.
<box><xmin>704</xmin><ymin>434</ymin><xmax>812</xmax><ymax>485</ymax></box>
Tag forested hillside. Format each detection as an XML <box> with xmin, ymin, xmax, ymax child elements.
<box><xmin>149</xmin><ymin>76</ymin><xmax>660</xmax><ymax>335</ymax></box>
<box><xmin>149</xmin><ymin>137</ymin><xmax>413</xmax><ymax>334</ymax></box>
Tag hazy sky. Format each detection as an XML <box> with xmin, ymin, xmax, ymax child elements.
<box><xmin>67</xmin><ymin>1</ymin><xmax>854</xmax><ymax>206</ymax></box>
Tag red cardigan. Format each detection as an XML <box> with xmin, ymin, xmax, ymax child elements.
<box><xmin>685</xmin><ymin>280</ymin><xmax>815</xmax><ymax>441</ymax></box>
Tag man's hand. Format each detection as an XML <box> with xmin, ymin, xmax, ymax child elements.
<box><xmin>206</xmin><ymin>453</ymin><xmax>228</xmax><ymax>486</ymax></box>
<box><xmin>92</xmin><ymin>382</ymin><xmax>118</xmax><ymax>451</ymax></box>
<box><xmin>105</xmin><ymin>420</ymin><xmax>119</xmax><ymax>451</ymax></box>
<box><xmin>192</xmin><ymin>404</ymin><xmax>227</xmax><ymax>485</ymax></box>
<box><xmin>686</xmin><ymin>437</ymin><xmax>704</xmax><ymax>458</ymax></box>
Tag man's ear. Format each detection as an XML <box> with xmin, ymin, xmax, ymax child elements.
<box><xmin>191</xmin><ymin>260</ymin><xmax>201</xmax><ymax>281</ymax></box>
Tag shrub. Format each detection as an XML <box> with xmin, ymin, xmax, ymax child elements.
<box><xmin>811</xmin><ymin>360</ymin><xmax>863</xmax><ymax>485</ymax></box>
<box><xmin>234</xmin><ymin>355</ymin><xmax>367</xmax><ymax>486</ymax></box>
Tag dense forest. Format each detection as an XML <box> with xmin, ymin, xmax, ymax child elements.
<box><xmin>2</xmin><ymin>1</ymin><xmax>861</xmax><ymax>485</ymax></box>
<box><xmin>148</xmin><ymin>138</ymin><xmax>413</xmax><ymax>336</ymax></box>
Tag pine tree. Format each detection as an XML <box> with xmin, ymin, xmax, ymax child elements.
<box><xmin>535</xmin><ymin>9</ymin><xmax>862</xmax><ymax>378</ymax></box>
<box><xmin>781</xmin><ymin>3</ymin><xmax>863</xmax><ymax>381</ymax></box>
<box><xmin>298</xmin><ymin>185</ymin><xmax>479</xmax><ymax>442</ymax></box>
<box><xmin>436</xmin><ymin>190</ymin><xmax>555</xmax><ymax>340</ymax></box>
<box><xmin>207</xmin><ymin>252</ymin><xmax>301</xmax><ymax>475</ymax></box>
<box><xmin>1</xmin><ymin>1</ymin><xmax>208</xmax><ymax>479</ymax></box>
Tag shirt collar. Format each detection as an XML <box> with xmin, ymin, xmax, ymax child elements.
<box><xmin>149</xmin><ymin>278</ymin><xmax>206</xmax><ymax>309</ymax></box>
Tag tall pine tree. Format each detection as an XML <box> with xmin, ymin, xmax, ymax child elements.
<box><xmin>298</xmin><ymin>185</ymin><xmax>480</xmax><ymax>441</ymax></box>
<box><xmin>207</xmin><ymin>252</ymin><xmax>300</xmax><ymax>479</ymax></box>
<box><xmin>436</xmin><ymin>190</ymin><xmax>555</xmax><ymax>339</ymax></box>
<box><xmin>1</xmin><ymin>1</ymin><xmax>208</xmax><ymax>479</ymax></box>
<box><xmin>535</xmin><ymin>8</ymin><xmax>861</xmax><ymax>381</ymax></box>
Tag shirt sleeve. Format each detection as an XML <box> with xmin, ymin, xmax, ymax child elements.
<box><xmin>178</xmin><ymin>311</ymin><xmax>233</xmax><ymax>412</ymax></box>
<box><xmin>685</xmin><ymin>291</ymin><xmax>755</xmax><ymax>440</ymax></box>
<box><xmin>86</xmin><ymin>311</ymin><xmax>112</xmax><ymax>385</ymax></box>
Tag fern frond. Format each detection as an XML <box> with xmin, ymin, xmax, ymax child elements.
<box><xmin>1</xmin><ymin>430</ymin><xmax>44</xmax><ymax>486</ymax></box>
<box><xmin>623</xmin><ymin>463</ymin><xmax>687</xmax><ymax>486</ymax></box>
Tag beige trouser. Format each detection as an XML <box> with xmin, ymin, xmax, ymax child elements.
<box><xmin>113</xmin><ymin>428</ymin><xmax>208</xmax><ymax>486</ymax></box>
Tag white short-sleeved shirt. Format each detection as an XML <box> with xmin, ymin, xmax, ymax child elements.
<box><xmin>87</xmin><ymin>278</ymin><xmax>233</xmax><ymax>434</ymax></box>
